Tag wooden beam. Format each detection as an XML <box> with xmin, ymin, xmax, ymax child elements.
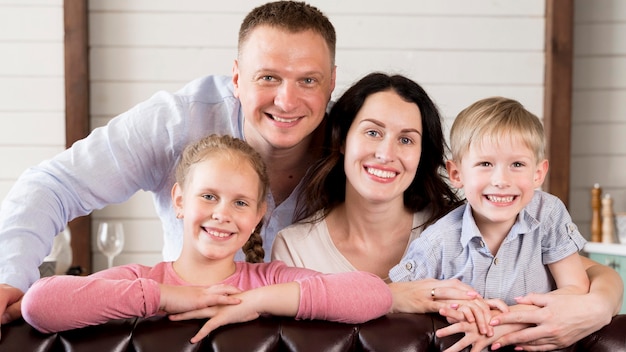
<box><xmin>64</xmin><ymin>0</ymin><xmax>91</xmax><ymax>274</ymax></box>
<box><xmin>544</xmin><ymin>0</ymin><xmax>574</xmax><ymax>206</ymax></box>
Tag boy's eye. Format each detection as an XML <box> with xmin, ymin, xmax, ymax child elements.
<box><xmin>479</xmin><ymin>162</ymin><xmax>492</xmax><ymax>167</ymax></box>
<box><xmin>512</xmin><ymin>162</ymin><xmax>524</xmax><ymax>167</ymax></box>
<box><xmin>202</xmin><ymin>194</ymin><xmax>216</xmax><ymax>201</ymax></box>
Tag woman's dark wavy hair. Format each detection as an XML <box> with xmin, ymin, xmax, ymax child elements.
<box><xmin>293</xmin><ymin>72</ymin><xmax>462</xmax><ymax>228</ymax></box>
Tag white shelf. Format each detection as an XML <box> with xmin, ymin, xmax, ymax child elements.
<box><xmin>584</xmin><ymin>242</ymin><xmax>626</xmax><ymax>256</ymax></box>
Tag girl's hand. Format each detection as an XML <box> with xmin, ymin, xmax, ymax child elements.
<box><xmin>159</xmin><ymin>284</ymin><xmax>242</xmax><ymax>314</ymax></box>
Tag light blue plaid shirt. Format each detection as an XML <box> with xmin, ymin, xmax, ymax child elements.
<box><xmin>389</xmin><ymin>190</ymin><xmax>586</xmax><ymax>305</ymax></box>
<box><xmin>0</xmin><ymin>75</ymin><xmax>299</xmax><ymax>291</ymax></box>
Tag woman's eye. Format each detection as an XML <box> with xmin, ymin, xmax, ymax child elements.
<box><xmin>366</xmin><ymin>130</ymin><xmax>380</xmax><ymax>137</ymax></box>
<box><xmin>400</xmin><ymin>137</ymin><xmax>412</xmax><ymax>145</ymax></box>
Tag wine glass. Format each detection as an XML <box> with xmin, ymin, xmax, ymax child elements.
<box><xmin>97</xmin><ymin>221</ymin><xmax>125</xmax><ymax>269</ymax></box>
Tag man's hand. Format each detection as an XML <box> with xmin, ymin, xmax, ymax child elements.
<box><xmin>0</xmin><ymin>284</ymin><xmax>24</xmax><ymax>340</ymax></box>
<box><xmin>490</xmin><ymin>293</ymin><xmax>611</xmax><ymax>351</ymax></box>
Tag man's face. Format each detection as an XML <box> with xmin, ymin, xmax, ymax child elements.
<box><xmin>233</xmin><ymin>25</ymin><xmax>336</xmax><ymax>151</ymax></box>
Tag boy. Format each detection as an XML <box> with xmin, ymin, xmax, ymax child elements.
<box><xmin>389</xmin><ymin>96</ymin><xmax>589</xmax><ymax>350</ymax></box>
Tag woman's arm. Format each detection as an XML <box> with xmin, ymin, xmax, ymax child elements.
<box><xmin>490</xmin><ymin>256</ymin><xmax>622</xmax><ymax>351</ymax></box>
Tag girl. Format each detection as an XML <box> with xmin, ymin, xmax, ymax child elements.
<box><xmin>22</xmin><ymin>134</ymin><xmax>392</xmax><ymax>344</ymax></box>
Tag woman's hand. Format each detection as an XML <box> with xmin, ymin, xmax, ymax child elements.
<box><xmin>389</xmin><ymin>278</ymin><xmax>480</xmax><ymax>314</ymax></box>
<box><xmin>159</xmin><ymin>284</ymin><xmax>242</xmax><ymax>314</ymax></box>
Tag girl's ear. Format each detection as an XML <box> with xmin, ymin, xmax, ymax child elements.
<box><xmin>171</xmin><ymin>182</ymin><xmax>184</xmax><ymax>215</ymax></box>
<box><xmin>446</xmin><ymin>159</ymin><xmax>463</xmax><ymax>189</ymax></box>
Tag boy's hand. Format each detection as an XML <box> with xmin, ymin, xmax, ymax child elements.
<box><xmin>440</xmin><ymin>298</ymin><xmax>508</xmax><ymax>337</ymax></box>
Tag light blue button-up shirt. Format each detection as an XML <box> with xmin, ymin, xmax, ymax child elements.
<box><xmin>0</xmin><ymin>75</ymin><xmax>299</xmax><ymax>291</ymax></box>
<box><xmin>389</xmin><ymin>190</ymin><xmax>586</xmax><ymax>305</ymax></box>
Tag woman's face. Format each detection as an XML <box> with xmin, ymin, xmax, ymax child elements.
<box><xmin>343</xmin><ymin>90</ymin><xmax>423</xmax><ymax>205</ymax></box>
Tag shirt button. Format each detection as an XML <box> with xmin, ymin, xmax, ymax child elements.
<box><xmin>405</xmin><ymin>262</ymin><xmax>413</xmax><ymax>271</ymax></box>
<box><xmin>493</xmin><ymin>257</ymin><xmax>499</xmax><ymax>265</ymax></box>
<box><xmin>479</xmin><ymin>240</ymin><xmax>485</xmax><ymax>247</ymax></box>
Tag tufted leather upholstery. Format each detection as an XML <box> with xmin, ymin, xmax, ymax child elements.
<box><xmin>1</xmin><ymin>313</ymin><xmax>625</xmax><ymax>351</ymax></box>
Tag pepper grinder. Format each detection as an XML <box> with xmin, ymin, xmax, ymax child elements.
<box><xmin>591</xmin><ymin>183</ymin><xmax>602</xmax><ymax>242</ymax></box>
<box><xmin>602</xmin><ymin>193</ymin><xmax>615</xmax><ymax>244</ymax></box>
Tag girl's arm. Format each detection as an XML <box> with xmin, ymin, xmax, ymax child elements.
<box><xmin>170</xmin><ymin>270</ymin><xmax>393</xmax><ymax>343</ymax></box>
<box><xmin>21</xmin><ymin>272</ymin><xmax>161</xmax><ymax>333</ymax></box>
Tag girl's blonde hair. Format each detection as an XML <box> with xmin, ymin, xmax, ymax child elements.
<box><xmin>175</xmin><ymin>134</ymin><xmax>269</xmax><ymax>263</ymax></box>
<box><xmin>450</xmin><ymin>96</ymin><xmax>545</xmax><ymax>163</ymax></box>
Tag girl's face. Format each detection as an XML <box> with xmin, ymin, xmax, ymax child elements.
<box><xmin>173</xmin><ymin>154</ymin><xmax>266</xmax><ymax>262</ymax></box>
<box><xmin>343</xmin><ymin>90</ymin><xmax>423</xmax><ymax>205</ymax></box>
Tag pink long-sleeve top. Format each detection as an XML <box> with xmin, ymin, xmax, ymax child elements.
<box><xmin>22</xmin><ymin>260</ymin><xmax>391</xmax><ymax>333</ymax></box>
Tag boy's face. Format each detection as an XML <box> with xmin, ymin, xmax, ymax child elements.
<box><xmin>446</xmin><ymin>136</ymin><xmax>548</xmax><ymax>235</ymax></box>
<box><xmin>233</xmin><ymin>25</ymin><xmax>336</xmax><ymax>152</ymax></box>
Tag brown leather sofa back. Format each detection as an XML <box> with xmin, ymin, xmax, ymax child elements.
<box><xmin>1</xmin><ymin>313</ymin><xmax>625</xmax><ymax>351</ymax></box>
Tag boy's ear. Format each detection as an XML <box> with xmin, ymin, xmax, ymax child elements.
<box><xmin>446</xmin><ymin>160</ymin><xmax>463</xmax><ymax>188</ymax></box>
<box><xmin>534</xmin><ymin>159</ymin><xmax>549</xmax><ymax>187</ymax></box>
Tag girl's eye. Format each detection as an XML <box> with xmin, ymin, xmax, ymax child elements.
<box><xmin>235</xmin><ymin>200</ymin><xmax>249</xmax><ymax>207</ymax></box>
<box><xmin>512</xmin><ymin>162</ymin><xmax>524</xmax><ymax>168</ymax></box>
<box><xmin>479</xmin><ymin>162</ymin><xmax>492</xmax><ymax>167</ymax></box>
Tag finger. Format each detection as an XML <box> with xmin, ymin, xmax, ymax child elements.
<box><xmin>436</xmin><ymin>321</ymin><xmax>466</xmax><ymax>338</ymax></box>
<box><xmin>432</xmin><ymin>286</ymin><xmax>479</xmax><ymax>301</ymax></box>
<box><xmin>513</xmin><ymin>292</ymin><xmax>547</xmax><ymax>307</ymax></box>
<box><xmin>209</xmin><ymin>284</ymin><xmax>243</xmax><ymax>296</ymax></box>
<box><xmin>492</xmin><ymin>326</ymin><xmax>541</xmax><ymax>347</ymax></box>
<box><xmin>439</xmin><ymin>306</ymin><xmax>465</xmax><ymax>323</ymax></box>
<box><xmin>190</xmin><ymin>320</ymin><xmax>220</xmax><ymax>344</ymax></box>
<box><xmin>485</xmin><ymin>298</ymin><xmax>509</xmax><ymax>313</ymax></box>
<box><xmin>491</xmin><ymin>309</ymin><xmax>542</xmax><ymax>326</ymax></box>
<box><xmin>2</xmin><ymin>300</ymin><xmax>22</xmax><ymax>324</ymax></box>
<box><xmin>210</xmin><ymin>295</ymin><xmax>241</xmax><ymax>306</ymax></box>
<box><xmin>169</xmin><ymin>307</ymin><xmax>216</xmax><ymax>321</ymax></box>
<box><xmin>514</xmin><ymin>343</ymin><xmax>559</xmax><ymax>351</ymax></box>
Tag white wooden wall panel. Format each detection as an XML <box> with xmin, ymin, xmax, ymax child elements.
<box><xmin>87</xmin><ymin>1</ymin><xmax>546</xmax><ymax>270</ymax></box>
<box><xmin>0</xmin><ymin>1</ymin><xmax>64</xmax><ymax>217</ymax></box>
<box><xmin>571</xmin><ymin>0</ymin><xmax>626</xmax><ymax>240</ymax></box>
<box><xmin>0</xmin><ymin>1</ymin><xmax>547</xmax><ymax>271</ymax></box>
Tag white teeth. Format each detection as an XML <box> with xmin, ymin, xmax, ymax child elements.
<box><xmin>207</xmin><ymin>229</ymin><xmax>231</xmax><ymax>238</ymax></box>
<box><xmin>487</xmin><ymin>195</ymin><xmax>514</xmax><ymax>203</ymax></box>
<box><xmin>272</xmin><ymin>115</ymin><xmax>298</xmax><ymax>123</ymax></box>
<box><xmin>366</xmin><ymin>167</ymin><xmax>396</xmax><ymax>179</ymax></box>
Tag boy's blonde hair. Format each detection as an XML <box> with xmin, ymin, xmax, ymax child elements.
<box><xmin>450</xmin><ymin>97</ymin><xmax>545</xmax><ymax>162</ymax></box>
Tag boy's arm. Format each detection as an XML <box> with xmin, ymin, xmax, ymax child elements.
<box><xmin>546</xmin><ymin>252</ymin><xmax>590</xmax><ymax>295</ymax></box>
